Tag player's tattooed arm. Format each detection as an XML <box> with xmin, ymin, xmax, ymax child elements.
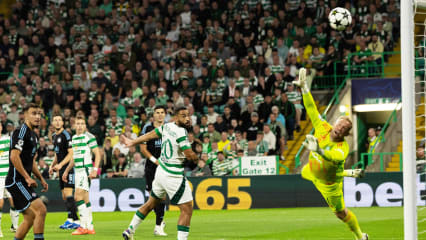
<box><xmin>183</xmin><ymin>148</ymin><xmax>199</xmax><ymax>164</ymax></box>
<box><xmin>90</xmin><ymin>147</ymin><xmax>101</xmax><ymax>179</ymax></box>
<box><xmin>122</xmin><ymin>130</ymin><xmax>159</xmax><ymax>147</ymax></box>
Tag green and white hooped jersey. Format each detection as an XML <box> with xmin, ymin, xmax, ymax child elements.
<box><xmin>72</xmin><ymin>132</ymin><xmax>98</xmax><ymax>171</ymax></box>
<box><xmin>0</xmin><ymin>135</ymin><xmax>10</xmax><ymax>178</ymax></box>
<box><xmin>155</xmin><ymin>122</ymin><xmax>191</xmax><ymax>176</ymax></box>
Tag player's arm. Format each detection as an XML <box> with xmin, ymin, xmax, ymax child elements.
<box><xmin>179</xmin><ymin>131</ymin><xmax>199</xmax><ymax>163</ymax></box>
<box><xmin>55</xmin><ymin>148</ymin><xmax>73</xmax><ymax>171</ymax></box>
<box><xmin>122</xmin><ymin>129</ymin><xmax>160</xmax><ymax>147</ymax></box>
<box><xmin>49</xmin><ymin>153</ymin><xmax>58</xmax><ymax>175</ymax></box>
<box><xmin>140</xmin><ymin>143</ymin><xmax>159</xmax><ymax>165</ymax></box>
<box><xmin>10</xmin><ymin>150</ymin><xmax>34</xmax><ymax>184</ymax></box>
<box><xmin>90</xmin><ymin>147</ymin><xmax>101</xmax><ymax>178</ymax></box>
<box><xmin>183</xmin><ymin>148</ymin><xmax>199</xmax><ymax>163</ymax></box>
<box><xmin>62</xmin><ymin>155</ymin><xmax>74</xmax><ymax>183</ymax></box>
<box><xmin>32</xmin><ymin>154</ymin><xmax>48</xmax><ymax>192</ymax></box>
<box><xmin>293</xmin><ymin>68</ymin><xmax>324</xmax><ymax>129</ymax></box>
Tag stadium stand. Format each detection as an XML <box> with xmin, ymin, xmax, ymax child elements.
<box><xmin>0</xmin><ymin>0</ymin><xmax>401</xmax><ymax>177</ymax></box>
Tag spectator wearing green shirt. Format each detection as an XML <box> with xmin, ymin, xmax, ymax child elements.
<box><xmin>205</xmin><ymin>124</ymin><xmax>221</xmax><ymax>143</ymax></box>
<box><xmin>255</xmin><ymin>131</ymin><xmax>269</xmax><ymax>156</ymax></box>
<box><xmin>353</xmin><ymin>40</ymin><xmax>374</xmax><ymax>75</ymax></box>
<box><xmin>155</xmin><ymin>87</ymin><xmax>169</xmax><ymax>106</ymax></box>
<box><xmin>212</xmin><ymin>151</ymin><xmax>233</xmax><ymax>176</ymax></box>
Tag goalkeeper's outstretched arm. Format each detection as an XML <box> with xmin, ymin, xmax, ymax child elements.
<box><xmin>293</xmin><ymin>68</ymin><xmax>323</xmax><ymax>129</ymax></box>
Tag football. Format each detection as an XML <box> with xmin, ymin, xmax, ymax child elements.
<box><xmin>328</xmin><ymin>7</ymin><xmax>352</xmax><ymax>31</ymax></box>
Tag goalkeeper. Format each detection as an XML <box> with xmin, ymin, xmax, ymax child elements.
<box><xmin>294</xmin><ymin>68</ymin><xmax>368</xmax><ymax>240</ymax></box>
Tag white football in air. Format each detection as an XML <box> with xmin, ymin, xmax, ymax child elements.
<box><xmin>329</xmin><ymin>7</ymin><xmax>352</xmax><ymax>31</ymax></box>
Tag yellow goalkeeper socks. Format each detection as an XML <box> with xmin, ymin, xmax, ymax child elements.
<box><xmin>343</xmin><ymin>210</ymin><xmax>363</xmax><ymax>240</ymax></box>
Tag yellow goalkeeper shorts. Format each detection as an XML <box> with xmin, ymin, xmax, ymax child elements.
<box><xmin>301</xmin><ymin>165</ymin><xmax>345</xmax><ymax>213</ymax></box>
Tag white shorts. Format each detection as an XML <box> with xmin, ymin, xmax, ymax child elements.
<box><xmin>0</xmin><ymin>178</ymin><xmax>11</xmax><ymax>199</ymax></box>
<box><xmin>75</xmin><ymin>168</ymin><xmax>91</xmax><ymax>192</ymax></box>
<box><xmin>151</xmin><ymin>167</ymin><xmax>193</xmax><ymax>205</ymax></box>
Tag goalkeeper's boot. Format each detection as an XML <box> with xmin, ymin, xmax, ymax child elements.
<box><xmin>71</xmin><ymin>227</ymin><xmax>88</xmax><ymax>235</ymax></box>
<box><xmin>59</xmin><ymin>220</ymin><xmax>73</xmax><ymax>229</ymax></box>
<box><xmin>346</xmin><ymin>169</ymin><xmax>365</xmax><ymax>178</ymax></box>
<box><xmin>361</xmin><ymin>233</ymin><xmax>369</xmax><ymax>240</ymax></box>
<box><xmin>122</xmin><ymin>229</ymin><xmax>134</xmax><ymax>240</ymax></box>
<box><xmin>154</xmin><ymin>221</ymin><xmax>167</xmax><ymax>236</ymax></box>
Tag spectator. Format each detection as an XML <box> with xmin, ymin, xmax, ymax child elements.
<box><xmin>286</xmin><ymin>84</ymin><xmax>303</xmax><ymax>131</ymax></box>
<box><xmin>416</xmin><ymin>146</ymin><xmax>426</xmax><ymax>173</ymax></box>
<box><xmin>205</xmin><ymin>123</ymin><xmax>221</xmax><ymax>143</ymax></box>
<box><xmin>101</xmin><ymin>138</ymin><xmax>113</xmax><ymax>176</ymax></box>
<box><xmin>213</xmin><ymin>115</ymin><xmax>227</xmax><ymax>133</ymax></box>
<box><xmin>263</xmin><ymin>124</ymin><xmax>277</xmax><ymax>154</ymax></box>
<box><xmin>212</xmin><ymin>151</ymin><xmax>232</xmax><ymax>176</ymax></box>
<box><xmin>368</xmin><ymin>34</ymin><xmax>384</xmax><ymax>73</ymax></box>
<box><xmin>278</xmin><ymin>93</ymin><xmax>296</xmax><ymax>140</ymax></box>
<box><xmin>113</xmin><ymin>153</ymin><xmax>129</xmax><ymax>178</ymax></box>
<box><xmin>218</xmin><ymin>132</ymin><xmax>231</xmax><ymax>152</ymax></box>
<box><xmin>255</xmin><ymin>131</ymin><xmax>269</xmax><ymax>156</ymax></box>
<box><xmin>191</xmin><ymin>154</ymin><xmax>212</xmax><ymax>177</ymax></box>
<box><xmin>245</xmin><ymin>112</ymin><xmax>263</xmax><ymax>141</ymax></box>
<box><xmin>206</xmin><ymin>105</ymin><xmax>219</xmax><ymax>124</ymax></box>
<box><xmin>128</xmin><ymin>152</ymin><xmax>145</xmax><ymax>178</ymax></box>
<box><xmin>38</xmin><ymin>158</ymin><xmax>50</xmax><ymax>180</ymax></box>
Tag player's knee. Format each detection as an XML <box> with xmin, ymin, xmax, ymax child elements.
<box><xmin>179</xmin><ymin>202</ymin><xmax>193</xmax><ymax>217</ymax></box>
<box><xmin>335</xmin><ymin>210</ymin><xmax>346</xmax><ymax>220</ymax></box>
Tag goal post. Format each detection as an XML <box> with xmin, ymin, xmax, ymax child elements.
<box><xmin>401</xmin><ymin>0</ymin><xmax>417</xmax><ymax>239</ymax></box>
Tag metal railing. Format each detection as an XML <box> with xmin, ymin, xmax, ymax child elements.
<box><xmin>354</xmin><ymin>152</ymin><xmax>402</xmax><ymax>172</ymax></box>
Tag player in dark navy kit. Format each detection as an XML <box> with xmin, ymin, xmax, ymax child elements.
<box><xmin>49</xmin><ymin>114</ymin><xmax>80</xmax><ymax>229</ymax></box>
<box><xmin>140</xmin><ymin>106</ymin><xmax>167</xmax><ymax>236</ymax></box>
<box><xmin>6</xmin><ymin>103</ymin><xmax>48</xmax><ymax>240</ymax></box>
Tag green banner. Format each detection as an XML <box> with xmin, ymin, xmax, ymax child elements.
<box><xmin>32</xmin><ymin>172</ymin><xmax>424</xmax><ymax>212</ymax></box>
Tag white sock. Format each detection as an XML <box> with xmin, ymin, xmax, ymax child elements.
<box><xmin>10</xmin><ymin>208</ymin><xmax>19</xmax><ymax>228</ymax></box>
<box><xmin>177</xmin><ymin>225</ymin><xmax>190</xmax><ymax>240</ymax></box>
<box><xmin>128</xmin><ymin>211</ymin><xmax>145</xmax><ymax>233</ymax></box>
<box><xmin>67</xmin><ymin>218</ymin><xmax>73</xmax><ymax>223</ymax></box>
<box><xmin>86</xmin><ymin>203</ymin><xmax>93</xmax><ymax>230</ymax></box>
<box><xmin>177</xmin><ymin>231</ymin><xmax>189</xmax><ymax>240</ymax></box>
<box><xmin>77</xmin><ymin>201</ymin><xmax>87</xmax><ymax>229</ymax></box>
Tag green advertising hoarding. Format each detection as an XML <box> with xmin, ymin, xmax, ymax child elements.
<box><xmin>32</xmin><ymin>172</ymin><xmax>424</xmax><ymax>212</ymax></box>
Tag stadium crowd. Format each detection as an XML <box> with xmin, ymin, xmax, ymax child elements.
<box><xmin>0</xmin><ymin>0</ymin><xmax>400</xmax><ymax>178</ymax></box>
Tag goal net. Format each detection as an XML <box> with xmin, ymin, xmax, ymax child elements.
<box><xmin>413</xmin><ymin>0</ymin><xmax>426</xmax><ymax>239</ymax></box>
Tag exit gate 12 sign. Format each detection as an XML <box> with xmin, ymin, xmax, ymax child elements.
<box><xmin>239</xmin><ymin>156</ymin><xmax>279</xmax><ymax>176</ymax></box>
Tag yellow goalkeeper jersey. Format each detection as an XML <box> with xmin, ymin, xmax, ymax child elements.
<box><xmin>303</xmin><ymin>91</ymin><xmax>349</xmax><ymax>184</ymax></box>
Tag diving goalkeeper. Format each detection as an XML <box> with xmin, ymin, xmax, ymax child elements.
<box><xmin>293</xmin><ymin>68</ymin><xmax>368</xmax><ymax>240</ymax></box>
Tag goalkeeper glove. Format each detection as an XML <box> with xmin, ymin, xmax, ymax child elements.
<box><xmin>292</xmin><ymin>67</ymin><xmax>309</xmax><ymax>93</ymax></box>
<box><xmin>303</xmin><ymin>134</ymin><xmax>324</xmax><ymax>155</ymax></box>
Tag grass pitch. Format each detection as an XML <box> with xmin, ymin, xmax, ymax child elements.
<box><xmin>0</xmin><ymin>207</ymin><xmax>422</xmax><ymax>239</ymax></box>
